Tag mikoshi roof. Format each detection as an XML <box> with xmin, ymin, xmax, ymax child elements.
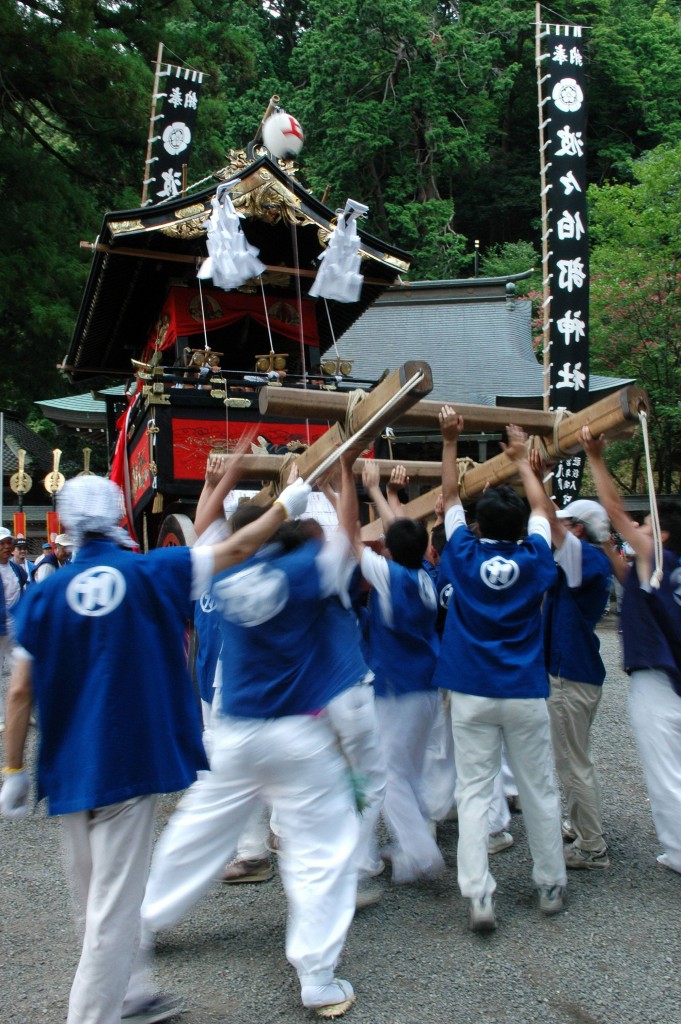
<box><xmin>327</xmin><ymin>276</ymin><xmax>633</xmax><ymax>408</ymax></box>
<box><xmin>64</xmin><ymin>154</ymin><xmax>411</xmax><ymax>383</ymax></box>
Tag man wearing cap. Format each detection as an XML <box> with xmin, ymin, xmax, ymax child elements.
<box><xmin>13</xmin><ymin>539</ymin><xmax>35</xmax><ymax>583</ymax></box>
<box><xmin>0</xmin><ymin>470</ymin><xmax>311</xmax><ymax>1024</ymax></box>
<box><xmin>32</xmin><ymin>534</ymin><xmax>73</xmax><ymax>582</ymax></box>
<box><xmin>543</xmin><ymin>498</ymin><xmax>613</xmax><ymax>870</ymax></box>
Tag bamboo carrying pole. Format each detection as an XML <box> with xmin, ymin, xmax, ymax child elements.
<box><xmin>260</xmin><ymin>386</ymin><xmax>558</xmax><ymax>435</ymax></box>
<box><xmin>360</xmin><ymin>385</ymin><xmax>649</xmax><ymax>541</ymax></box>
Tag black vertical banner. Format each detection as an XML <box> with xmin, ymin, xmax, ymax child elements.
<box><xmin>145</xmin><ymin>66</ymin><xmax>204</xmax><ymax>202</ymax></box>
<box><xmin>540</xmin><ymin>24</ymin><xmax>589</xmax><ymax>507</ymax></box>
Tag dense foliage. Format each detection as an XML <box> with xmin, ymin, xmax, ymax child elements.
<box><xmin>589</xmin><ymin>142</ymin><xmax>681</xmax><ymax>493</ymax></box>
<box><xmin>1</xmin><ymin>0</ymin><xmax>680</xmax><ymax>486</ymax></box>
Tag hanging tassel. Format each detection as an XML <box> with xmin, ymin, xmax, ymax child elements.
<box><xmin>152</xmin><ymin>492</ymin><xmax>164</xmax><ymax>514</ymax></box>
<box><xmin>198</xmin><ymin>182</ymin><xmax>266</xmax><ymax>291</ymax></box>
<box><xmin>309</xmin><ymin>199</ymin><xmax>368</xmax><ymax>304</ymax></box>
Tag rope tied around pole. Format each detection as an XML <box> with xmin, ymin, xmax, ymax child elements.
<box><xmin>345</xmin><ymin>388</ymin><xmax>367</xmax><ymax>436</ymax></box>
<box><xmin>638</xmin><ymin>403</ymin><xmax>664</xmax><ymax>589</ymax></box>
<box><xmin>455</xmin><ymin>457</ymin><xmax>479</xmax><ymax>502</ymax></box>
<box><xmin>552</xmin><ymin>407</ymin><xmax>574</xmax><ymax>460</ymax></box>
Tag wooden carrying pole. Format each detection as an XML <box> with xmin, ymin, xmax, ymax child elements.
<box><xmin>259</xmin><ymin>386</ymin><xmax>557</xmax><ymax>435</ymax></box>
<box><xmin>360</xmin><ymin>385</ymin><xmax>649</xmax><ymax>541</ymax></box>
<box><xmin>237</xmin><ymin>453</ymin><xmax>444</xmax><ymax>485</ymax></box>
<box><xmin>247</xmin><ymin>361</ymin><xmax>434</xmax><ymax>506</ymax></box>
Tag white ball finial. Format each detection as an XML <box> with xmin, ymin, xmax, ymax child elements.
<box><xmin>262</xmin><ymin>111</ymin><xmax>304</xmax><ymax>159</ymax></box>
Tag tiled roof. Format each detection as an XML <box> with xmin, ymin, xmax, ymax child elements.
<box><xmin>2</xmin><ymin>416</ymin><xmax>55</xmax><ymax>475</ymax></box>
<box><xmin>35</xmin><ymin>386</ymin><xmax>130</xmax><ymax>429</ymax></box>
<box><xmin>328</xmin><ymin>279</ymin><xmax>632</xmax><ymax>406</ymax></box>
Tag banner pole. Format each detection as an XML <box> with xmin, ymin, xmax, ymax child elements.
<box><xmin>536</xmin><ymin>4</ymin><xmax>551</xmax><ymax>415</ymax></box>
<box><xmin>141</xmin><ymin>41</ymin><xmax>164</xmax><ymax>206</ymax></box>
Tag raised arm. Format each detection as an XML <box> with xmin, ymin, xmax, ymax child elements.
<box><xmin>340</xmin><ymin>449</ymin><xmax>363</xmax><ymax>560</ymax></box>
<box><xmin>528</xmin><ymin>445</ymin><xmax>566</xmax><ymax>548</ymax></box>
<box><xmin>194</xmin><ymin>430</ymin><xmax>257</xmax><ymax>536</ymax></box>
<box><xmin>386</xmin><ymin>465</ymin><xmax>410</xmax><ymax>520</ymax></box>
<box><xmin>581</xmin><ymin>425</ymin><xmax>652</xmax><ymax>567</ymax></box>
<box><xmin>362</xmin><ymin>459</ymin><xmax>397</xmax><ymax>530</ymax></box>
<box><xmin>439</xmin><ymin>405</ymin><xmax>464</xmax><ymax>510</ymax></box>
<box><xmin>502</xmin><ymin>424</ymin><xmax>551</xmax><ymax>519</ymax></box>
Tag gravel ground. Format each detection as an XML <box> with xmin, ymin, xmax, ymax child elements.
<box><xmin>1</xmin><ymin>618</ymin><xmax>678</xmax><ymax>1024</ymax></box>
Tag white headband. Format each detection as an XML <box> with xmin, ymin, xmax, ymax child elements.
<box><xmin>57</xmin><ymin>476</ymin><xmax>136</xmax><ymax>549</ymax></box>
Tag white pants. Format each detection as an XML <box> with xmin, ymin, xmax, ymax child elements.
<box><xmin>61</xmin><ymin>795</ymin><xmax>158</xmax><ymax>1024</ymax></box>
<box><xmin>629</xmin><ymin>669</ymin><xmax>681</xmax><ymax>872</ymax></box>
<box><xmin>548</xmin><ymin>675</ymin><xmax>605</xmax><ymax>850</ymax></box>
<box><xmin>375</xmin><ymin>690</ymin><xmax>445</xmax><ymax>882</ymax></box>
<box><xmin>421</xmin><ymin>691</ymin><xmax>512</xmax><ymax>833</ymax></box>
<box><xmin>326</xmin><ymin>683</ymin><xmax>386</xmax><ymax>878</ymax></box>
<box><xmin>142</xmin><ymin>714</ymin><xmax>359</xmax><ymax>988</ymax></box>
<box><xmin>451</xmin><ymin>693</ymin><xmax>566</xmax><ymax>899</ymax></box>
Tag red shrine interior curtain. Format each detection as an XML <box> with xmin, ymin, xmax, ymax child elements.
<box><xmin>143</xmin><ymin>286</ymin><xmax>319</xmax><ymax>361</ymax></box>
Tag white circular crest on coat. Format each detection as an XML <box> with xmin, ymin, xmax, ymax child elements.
<box><xmin>417</xmin><ymin>568</ymin><xmax>437</xmax><ymax>610</ymax></box>
<box><xmin>439</xmin><ymin>582</ymin><xmax>453</xmax><ymax>610</ymax></box>
<box><xmin>212</xmin><ymin>564</ymin><xmax>289</xmax><ymax>627</ymax></box>
<box><xmin>480</xmin><ymin>555</ymin><xmax>520</xmax><ymax>590</ymax></box>
<box><xmin>199</xmin><ymin>591</ymin><xmax>216</xmax><ymax>614</ymax></box>
<box><xmin>66</xmin><ymin>567</ymin><xmax>126</xmax><ymax>617</ymax></box>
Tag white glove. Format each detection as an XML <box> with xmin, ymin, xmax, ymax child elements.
<box><xmin>0</xmin><ymin>769</ymin><xmax>30</xmax><ymax>819</ymax></box>
<box><xmin>275</xmin><ymin>479</ymin><xmax>311</xmax><ymax>519</ymax></box>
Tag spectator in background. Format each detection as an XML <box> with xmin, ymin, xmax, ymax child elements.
<box><xmin>32</xmin><ymin>534</ymin><xmax>73</xmax><ymax>582</ymax></box>
<box><xmin>12</xmin><ymin>539</ymin><xmax>34</xmax><ymax>584</ymax></box>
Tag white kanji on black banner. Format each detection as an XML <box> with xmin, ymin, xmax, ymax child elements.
<box><xmin>539</xmin><ymin>24</ymin><xmax>589</xmax><ymax>507</ymax></box>
<box><xmin>145</xmin><ymin>66</ymin><xmax>204</xmax><ymax>201</ymax></box>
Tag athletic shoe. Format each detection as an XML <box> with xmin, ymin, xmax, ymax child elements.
<box><xmin>561</xmin><ymin>818</ymin><xmax>576</xmax><ymax>842</ymax></box>
<box><xmin>488</xmin><ymin>830</ymin><xmax>514</xmax><ymax>855</ymax></box>
<box><xmin>266</xmin><ymin>830</ymin><xmax>281</xmax><ymax>855</ymax></box>
<box><xmin>301</xmin><ymin>978</ymin><xmax>356</xmax><ymax>1018</ymax></box>
<box><xmin>121</xmin><ymin>994</ymin><xmax>183</xmax><ymax>1023</ymax></box>
<box><xmin>355</xmin><ymin>879</ymin><xmax>383</xmax><ymax>909</ymax></box>
<box><xmin>656</xmin><ymin>854</ymin><xmax>681</xmax><ymax>874</ymax></box>
<box><xmin>222</xmin><ymin>856</ymin><xmax>273</xmax><ymax>884</ymax></box>
<box><xmin>538</xmin><ymin>884</ymin><xmax>565</xmax><ymax>915</ymax></box>
<box><xmin>564</xmin><ymin>843</ymin><xmax>610</xmax><ymax>869</ymax></box>
<box><xmin>468</xmin><ymin>894</ymin><xmax>497</xmax><ymax>932</ymax></box>
<box><xmin>507</xmin><ymin>794</ymin><xmax>522</xmax><ymax>814</ymax></box>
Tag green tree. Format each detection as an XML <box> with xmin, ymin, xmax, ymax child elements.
<box><xmin>0</xmin><ymin>0</ymin><xmax>267</xmax><ymax>416</ymax></box>
<box><xmin>588</xmin><ymin>141</ymin><xmax>681</xmax><ymax>493</ymax></box>
<box><xmin>290</xmin><ymin>0</ymin><xmax>530</xmax><ymax>277</ymax></box>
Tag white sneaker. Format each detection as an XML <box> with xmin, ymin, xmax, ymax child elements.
<box><xmin>468</xmin><ymin>894</ymin><xmax>497</xmax><ymax>932</ymax></box>
<box><xmin>301</xmin><ymin>979</ymin><xmax>355</xmax><ymax>1018</ymax></box>
<box><xmin>538</xmin><ymin>884</ymin><xmax>565</xmax><ymax>915</ymax></box>
<box><xmin>488</xmin><ymin>830</ymin><xmax>514</xmax><ymax>855</ymax></box>
<box><xmin>656</xmin><ymin>853</ymin><xmax>681</xmax><ymax>874</ymax></box>
<box><xmin>355</xmin><ymin>879</ymin><xmax>382</xmax><ymax>909</ymax></box>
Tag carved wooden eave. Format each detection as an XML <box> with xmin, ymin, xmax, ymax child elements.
<box><xmin>66</xmin><ymin>154</ymin><xmax>411</xmax><ymax>383</ymax></box>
